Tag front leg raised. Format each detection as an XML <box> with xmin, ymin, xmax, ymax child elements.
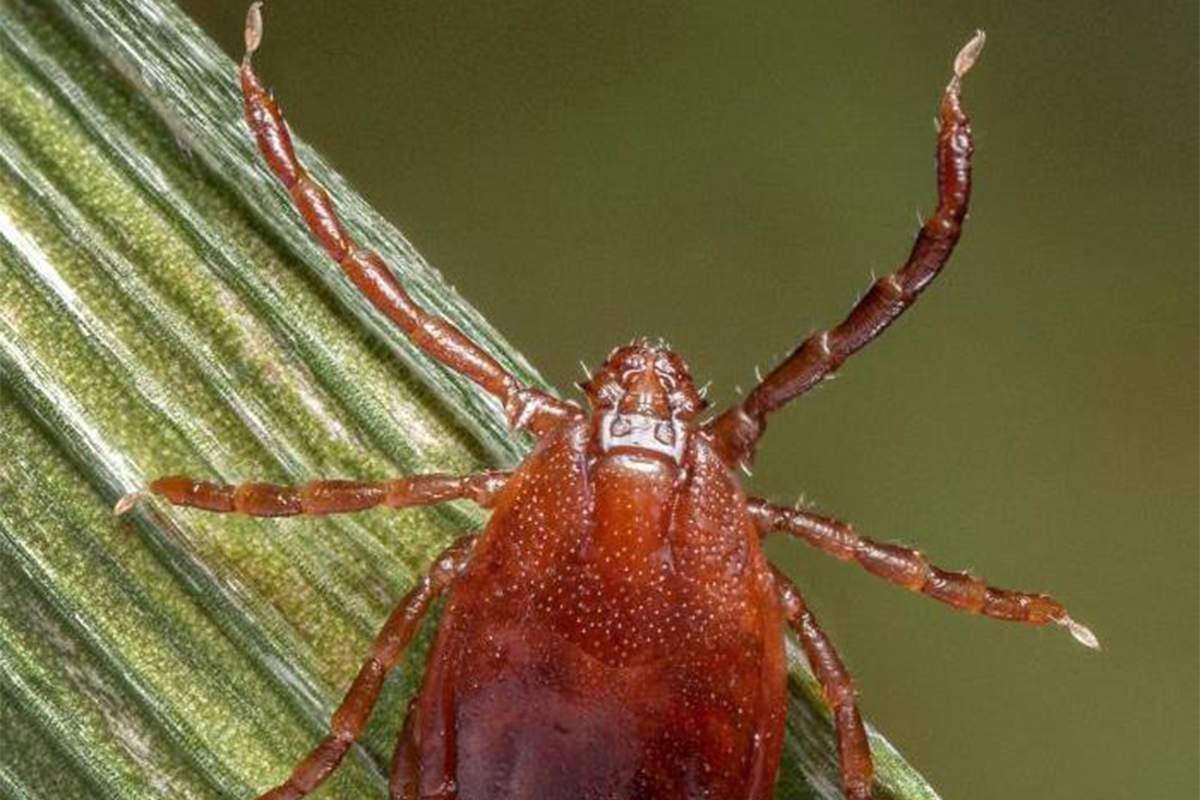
<box><xmin>705</xmin><ymin>33</ymin><xmax>985</xmax><ymax>467</ymax></box>
<box><xmin>239</xmin><ymin>3</ymin><xmax>577</xmax><ymax>438</ymax></box>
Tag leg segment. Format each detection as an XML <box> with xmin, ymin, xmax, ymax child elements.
<box><xmin>114</xmin><ymin>471</ymin><xmax>510</xmax><ymax>517</ymax></box>
<box><xmin>772</xmin><ymin>568</ymin><xmax>873</xmax><ymax>800</ymax></box>
<box><xmin>388</xmin><ymin>698</ymin><xmax>420</xmax><ymax>800</ymax></box>
<box><xmin>256</xmin><ymin>536</ymin><xmax>475</xmax><ymax>800</ymax></box>
<box><xmin>239</xmin><ymin>4</ymin><xmax>577</xmax><ymax>437</ymax></box>
<box><xmin>706</xmin><ymin>34</ymin><xmax>986</xmax><ymax>466</ymax></box>
<box><xmin>749</xmin><ymin>498</ymin><xmax>1099</xmax><ymax>648</ymax></box>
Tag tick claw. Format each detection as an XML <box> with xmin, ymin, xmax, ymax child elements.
<box><xmin>954</xmin><ymin>30</ymin><xmax>986</xmax><ymax>79</ymax></box>
<box><xmin>1061</xmin><ymin>616</ymin><xmax>1100</xmax><ymax>650</ymax></box>
<box><xmin>244</xmin><ymin>2</ymin><xmax>264</xmax><ymax>60</ymax></box>
<box><xmin>113</xmin><ymin>490</ymin><xmax>148</xmax><ymax>517</ymax></box>
<box><xmin>947</xmin><ymin>30</ymin><xmax>986</xmax><ymax>94</ymax></box>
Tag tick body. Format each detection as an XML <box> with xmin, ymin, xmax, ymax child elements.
<box><xmin>414</xmin><ymin>403</ymin><xmax>787</xmax><ymax>800</ymax></box>
<box><xmin>119</xmin><ymin>6</ymin><xmax>1097</xmax><ymax>799</ymax></box>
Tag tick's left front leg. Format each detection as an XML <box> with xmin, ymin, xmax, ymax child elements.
<box><xmin>772</xmin><ymin>567</ymin><xmax>873</xmax><ymax>800</ymax></box>
<box><xmin>750</xmin><ymin>498</ymin><xmax>1098</xmax><ymax>648</ymax></box>
<box><xmin>239</xmin><ymin>3</ymin><xmax>577</xmax><ymax>438</ymax></box>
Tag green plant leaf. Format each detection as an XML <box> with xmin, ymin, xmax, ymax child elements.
<box><xmin>0</xmin><ymin>1</ymin><xmax>940</xmax><ymax>798</ymax></box>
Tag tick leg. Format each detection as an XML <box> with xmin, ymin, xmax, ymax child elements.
<box><xmin>705</xmin><ymin>33</ymin><xmax>986</xmax><ymax>467</ymax></box>
<box><xmin>749</xmin><ymin>498</ymin><xmax>1099</xmax><ymax>648</ymax></box>
<box><xmin>388</xmin><ymin>698</ymin><xmax>420</xmax><ymax>800</ymax></box>
<box><xmin>114</xmin><ymin>471</ymin><xmax>510</xmax><ymax>517</ymax></box>
<box><xmin>255</xmin><ymin>536</ymin><xmax>475</xmax><ymax>800</ymax></box>
<box><xmin>238</xmin><ymin>3</ymin><xmax>578</xmax><ymax>437</ymax></box>
<box><xmin>772</xmin><ymin>568</ymin><xmax>873</xmax><ymax>800</ymax></box>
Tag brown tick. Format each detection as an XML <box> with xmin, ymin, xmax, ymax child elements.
<box><xmin>117</xmin><ymin>6</ymin><xmax>1096</xmax><ymax>799</ymax></box>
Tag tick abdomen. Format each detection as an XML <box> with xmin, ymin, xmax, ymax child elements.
<box><xmin>412</xmin><ymin>423</ymin><xmax>786</xmax><ymax>799</ymax></box>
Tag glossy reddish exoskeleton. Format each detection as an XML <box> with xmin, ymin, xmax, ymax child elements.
<box><xmin>117</xmin><ymin>6</ymin><xmax>1098</xmax><ymax>799</ymax></box>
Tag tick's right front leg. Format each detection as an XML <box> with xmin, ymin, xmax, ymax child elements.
<box><xmin>705</xmin><ymin>33</ymin><xmax>985</xmax><ymax>468</ymax></box>
<box><xmin>114</xmin><ymin>471</ymin><xmax>510</xmax><ymax>517</ymax></box>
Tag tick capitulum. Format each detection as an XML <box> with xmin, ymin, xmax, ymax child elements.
<box><xmin>117</xmin><ymin>7</ymin><xmax>1095</xmax><ymax>800</ymax></box>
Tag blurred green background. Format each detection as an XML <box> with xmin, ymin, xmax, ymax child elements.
<box><xmin>181</xmin><ymin>2</ymin><xmax>1197</xmax><ymax>799</ymax></box>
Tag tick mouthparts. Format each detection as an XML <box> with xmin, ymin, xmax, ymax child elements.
<box><xmin>1060</xmin><ymin>615</ymin><xmax>1100</xmax><ymax>650</ymax></box>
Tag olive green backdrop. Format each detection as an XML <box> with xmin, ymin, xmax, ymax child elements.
<box><xmin>180</xmin><ymin>2</ymin><xmax>1198</xmax><ymax>799</ymax></box>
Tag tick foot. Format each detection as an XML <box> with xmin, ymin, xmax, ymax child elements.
<box><xmin>113</xmin><ymin>490</ymin><xmax>149</xmax><ymax>517</ymax></box>
<box><xmin>1060</xmin><ymin>615</ymin><xmax>1100</xmax><ymax>650</ymax></box>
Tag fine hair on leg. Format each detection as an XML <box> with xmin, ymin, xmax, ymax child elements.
<box><xmin>706</xmin><ymin>33</ymin><xmax>986</xmax><ymax>467</ymax></box>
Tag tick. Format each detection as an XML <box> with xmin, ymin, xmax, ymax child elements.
<box><xmin>117</xmin><ymin>6</ymin><xmax>1097</xmax><ymax>799</ymax></box>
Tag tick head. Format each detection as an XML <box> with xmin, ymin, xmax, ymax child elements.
<box><xmin>582</xmin><ymin>344</ymin><xmax>707</xmax><ymax>418</ymax></box>
<box><xmin>581</xmin><ymin>344</ymin><xmax>707</xmax><ymax>464</ymax></box>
